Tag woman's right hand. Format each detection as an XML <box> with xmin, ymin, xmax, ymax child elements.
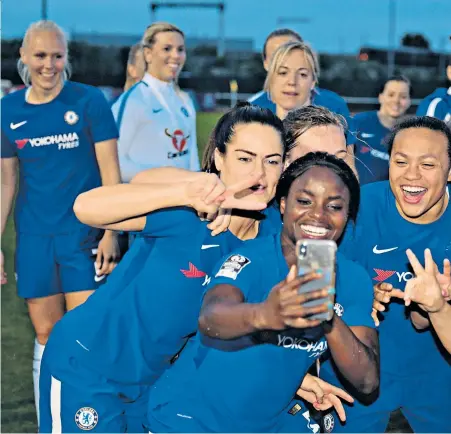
<box><xmin>255</xmin><ymin>265</ymin><xmax>333</xmax><ymax>330</ymax></box>
<box><xmin>187</xmin><ymin>172</ymin><xmax>266</xmax><ymax>228</ymax></box>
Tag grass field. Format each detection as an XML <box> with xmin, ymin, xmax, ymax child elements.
<box><xmin>0</xmin><ymin>112</ymin><xmax>410</xmax><ymax>433</ymax></box>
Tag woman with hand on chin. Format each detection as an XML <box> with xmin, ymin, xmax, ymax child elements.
<box><xmin>0</xmin><ymin>20</ymin><xmax>120</xmax><ymax>426</ymax></box>
<box><xmin>112</xmin><ymin>22</ymin><xmax>199</xmax><ymax>183</ymax></box>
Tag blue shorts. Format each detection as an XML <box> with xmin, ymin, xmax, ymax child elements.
<box><xmin>15</xmin><ymin>226</ymin><xmax>104</xmax><ymax>299</ymax></box>
<box><xmin>323</xmin><ymin>369</ymin><xmax>451</xmax><ymax>433</ymax></box>
<box><xmin>39</xmin><ymin>348</ymin><xmax>148</xmax><ymax>433</ymax></box>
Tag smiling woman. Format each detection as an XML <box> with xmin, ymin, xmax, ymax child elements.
<box><xmin>0</xmin><ymin>20</ymin><xmax>121</xmax><ymax>428</ymax></box>
<box><xmin>325</xmin><ymin>116</ymin><xmax>451</xmax><ymax>433</ymax></box>
<box><xmin>111</xmin><ymin>22</ymin><xmax>200</xmax><ymax>183</ymax></box>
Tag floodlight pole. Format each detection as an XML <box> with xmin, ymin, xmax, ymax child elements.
<box><xmin>149</xmin><ymin>2</ymin><xmax>226</xmax><ymax>57</ymax></box>
<box><xmin>41</xmin><ymin>0</ymin><xmax>48</xmax><ymax>20</ymax></box>
<box><xmin>387</xmin><ymin>0</ymin><xmax>396</xmax><ymax>77</ymax></box>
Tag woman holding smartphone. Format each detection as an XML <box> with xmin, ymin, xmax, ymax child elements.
<box><xmin>145</xmin><ymin>152</ymin><xmax>379</xmax><ymax>433</ymax></box>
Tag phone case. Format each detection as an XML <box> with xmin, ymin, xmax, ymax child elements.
<box><xmin>296</xmin><ymin>239</ymin><xmax>337</xmax><ymax>322</ymax></box>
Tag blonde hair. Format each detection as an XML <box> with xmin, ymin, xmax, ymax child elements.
<box><xmin>124</xmin><ymin>43</ymin><xmax>144</xmax><ymax>91</ymax></box>
<box><xmin>264</xmin><ymin>41</ymin><xmax>319</xmax><ymax>95</ymax></box>
<box><xmin>141</xmin><ymin>22</ymin><xmax>185</xmax><ymax>85</ymax></box>
<box><xmin>142</xmin><ymin>22</ymin><xmax>184</xmax><ymax>49</ymax></box>
<box><xmin>17</xmin><ymin>20</ymin><xmax>72</xmax><ymax>86</ymax></box>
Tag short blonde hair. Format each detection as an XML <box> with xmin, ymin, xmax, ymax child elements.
<box><xmin>17</xmin><ymin>20</ymin><xmax>71</xmax><ymax>86</ymax></box>
<box><xmin>142</xmin><ymin>22</ymin><xmax>184</xmax><ymax>48</ymax></box>
<box><xmin>264</xmin><ymin>41</ymin><xmax>319</xmax><ymax>95</ymax></box>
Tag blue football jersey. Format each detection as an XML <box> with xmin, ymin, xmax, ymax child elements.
<box><xmin>1</xmin><ymin>81</ymin><xmax>118</xmax><ymax>234</ymax></box>
<box><xmin>416</xmin><ymin>87</ymin><xmax>451</xmax><ymax>122</ymax></box>
<box><xmin>353</xmin><ymin>111</ymin><xmax>390</xmax><ymax>184</ymax></box>
<box><xmin>248</xmin><ymin>88</ymin><xmax>354</xmax><ymax>145</ymax></box>
<box><xmin>146</xmin><ymin>232</ymin><xmax>374</xmax><ymax>433</ymax></box>
<box><xmin>45</xmin><ymin>207</ymin><xmax>281</xmax><ymax>393</ymax></box>
<box><xmin>340</xmin><ymin>181</ymin><xmax>451</xmax><ymax>376</ymax></box>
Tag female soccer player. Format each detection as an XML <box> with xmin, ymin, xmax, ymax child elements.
<box><xmin>264</xmin><ymin>41</ymin><xmax>318</xmax><ymax>121</ymax></box>
<box><xmin>322</xmin><ymin>116</ymin><xmax>451</xmax><ymax>432</ymax></box>
<box><xmin>38</xmin><ymin>104</ymin><xmax>285</xmax><ymax>432</ymax></box>
<box><xmin>283</xmin><ymin>105</ymin><xmax>357</xmax><ymax>177</ymax></box>
<box><xmin>353</xmin><ymin>75</ymin><xmax>411</xmax><ymax>184</ymax></box>
<box><xmin>112</xmin><ymin>22</ymin><xmax>199</xmax><ymax>182</ymax></box>
<box><xmin>123</xmin><ymin>43</ymin><xmax>145</xmax><ymax>92</ymax></box>
<box><xmin>0</xmin><ymin>20</ymin><xmax>120</xmax><ymax>425</ymax></box>
<box><xmin>145</xmin><ymin>152</ymin><xmax>379</xmax><ymax>433</ymax></box>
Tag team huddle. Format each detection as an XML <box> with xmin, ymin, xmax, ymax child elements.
<box><xmin>1</xmin><ymin>19</ymin><xmax>451</xmax><ymax>434</ymax></box>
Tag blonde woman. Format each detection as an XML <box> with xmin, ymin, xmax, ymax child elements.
<box><xmin>112</xmin><ymin>22</ymin><xmax>199</xmax><ymax>182</ymax></box>
<box><xmin>0</xmin><ymin>20</ymin><xmax>121</xmax><ymax>426</ymax></box>
<box><xmin>264</xmin><ymin>41</ymin><xmax>319</xmax><ymax>120</ymax></box>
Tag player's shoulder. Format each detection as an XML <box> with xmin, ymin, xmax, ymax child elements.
<box><xmin>337</xmin><ymin>251</ymin><xmax>370</xmax><ymax>281</ymax></box>
<box><xmin>353</xmin><ymin>110</ymin><xmax>377</xmax><ymax>123</ymax></box>
<box><xmin>360</xmin><ymin>181</ymin><xmax>391</xmax><ymax>215</ymax></box>
<box><xmin>315</xmin><ymin>87</ymin><xmax>348</xmax><ymax>108</ymax></box>
<box><xmin>225</xmin><ymin>233</ymin><xmax>278</xmax><ymax>262</ymax></box>
<box><xmin>1</xmin><ymin>87</ymin><xmax>26</xmax><ymax>109</ymax></box>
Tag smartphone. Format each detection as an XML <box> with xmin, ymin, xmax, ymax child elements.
<box><xmin>296</xmin><ymin>239</ymin><xmax>337</xmax><ymax>322</ymax></box>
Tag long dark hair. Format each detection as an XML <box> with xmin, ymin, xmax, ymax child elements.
<box><xmin>201</xmin><ymin>102</ymin><xmax>286</xmax><ymax>174</ymax></box>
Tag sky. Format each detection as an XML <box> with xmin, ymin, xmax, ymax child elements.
<box><xmin>3</xmin><ymin>0</ymin><xmax>451</xmax><ymax>54</ymax></box>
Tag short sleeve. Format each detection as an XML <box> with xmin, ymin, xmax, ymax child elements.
<box><xmin>1</xmin><ymin>129</ymin><xmax>16</xmax><ymax>158</ymax></box>
<box><xmin>337</xmin><ymin>260</ymin><xmax>375</xmax><ymax>329</ymax></box>
<box><xmin>141</xmin><ymin>206</ymin><xmax>201</xmax><ymax>238</ymax></box>
<box><xmin>206</xmin><ymin>251</ymin><xmax>260</xmax><ymax>300</ymax></box>
<box><xmin>86</xmin><ymin>88</ymin><xmax>119</xmax><ymax>143</ymax></box>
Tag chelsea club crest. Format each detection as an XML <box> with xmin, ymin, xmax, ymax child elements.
<box><xmin>75</xmin><ymin>407</ymin><xmax>99</xmax><ymax>430</ymax></box>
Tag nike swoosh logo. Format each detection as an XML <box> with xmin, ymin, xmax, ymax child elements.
<box><xmin>94</xmin><ymin>274</ymin><xmax>106</xmax><ymax>282</ymax></box>
<box><xmin>361</xmin><ymin>133</ymin><xmax>374</xmax><ymax>138</ymax></box>
<box><xmin>201</xmin><ymin>244</ymin><xmax>220</xmax><ymax>250</ymax></box>
<box><xmin>10</xmin><ymin>121</ymin><xmax>27</xmax><ymax>130</ymax></box>
<box><xmin>373</xmin><ymin>245</ymin><xmax>398</xmax><ymax>254</ymax></box>
<box><xmin>152</xmin><ymin>108</ymin><xmax>163</xmax><ymax>113</ymax></box>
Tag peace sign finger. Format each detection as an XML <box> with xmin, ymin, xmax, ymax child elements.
<box><xmin>406</xmin><ymin>249</ymin><xmax>425</xmax><ymax>276</ymax></box>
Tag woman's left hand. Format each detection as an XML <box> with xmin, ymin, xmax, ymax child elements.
<box><xmin>296</xmin><ymin>373</ymin><xmax>354</xmax><ymax>422</ymax></box>
<box><xmin>404</xmin><ymin>249</ymin><xmax>447</xmax><ymax>313</ymax></box>
<box><xmin>95</xmin><ymin>231</ymin><xmax>120</xmax><ymax>276</ymax></box>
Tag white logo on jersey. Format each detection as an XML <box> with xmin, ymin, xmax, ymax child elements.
<box><xmin>397</xmin><ymin>271</ymin><xmax>414</xmax><ymax>283</ymax></box>
<box><xmin>302</xmin><ymin>410</ymin><xmax>321</xmax><ymax>433</ymax></box>
<box><xmin>201</xmin><ymin>244</ymin><xmax>220</xmax><ymax>250</ymax></box>
<box><xmin>361</xmin><ymin>132</ymin><xmax>375</xmax><ymax>139</ymax></box>
<box><xmin>277</xmin><ymin>335</ymin><xmax>328</xmax><ymax>357</ymax></box>
<box><xmin>75</xmin><ymin>407</ymin><xmax>98</xmax><ymax>430</ymax></box>
<box><xmin>373</xmin><ymin>245</ymin><xmax>398</xmax><ymax>254</ymax></box>
<box><xmin>10</xmin><ymin>121</ymin><xmax>27</xmax><ymax>130</ymax></box>
<box><xmin>323</xmin><ymin>413</ymin><xmax>335</xmax><ymax>433</ymax></box>
<box><xmin>202</xmin><ymin>275</ymin><xmax>211</xmax><ymax>286</ymax></box>
<box><xmin>333</xmin><ymin>303</ymin><xmax>344</xmax><ymax>317</ymax></box>
<box><xmin>27</xmin><ymin>132</ymin><xmax>80</xmax><ymax>150</ymax></box>
<box><xmin>64</xmin><ymin>110</ymin><xmax>79</xmax><ymax>125</ymax></box>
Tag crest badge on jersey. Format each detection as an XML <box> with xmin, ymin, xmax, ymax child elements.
<box><xmin>323</xmin><ymin>413</ymin><xmax>335</xmax><ymax>433</ymax></box>
<box><xmin>333</xmin><ymin>303</ymin><xmax>344</xmax><ymax>317</ymax></box>
<box><xmin>64</xmin><ymin>110</ymin><xmax>79</xmax><ymax>125</ymax></box>
<box><xmin>75</xmin><ymin>407</ymin><xmax>98</xmax><ymax>430</ymax></box>
<box><xmin>216</xmin><ymin>254</ymin><xmax>251</xmax><ymax>280</ymax></box>
<box><xmin>181</xmin><ymin>106</ymin><xmax>190</xmax><ymax>117</ymax></box>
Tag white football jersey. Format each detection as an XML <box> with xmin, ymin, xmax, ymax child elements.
<box><xmin>112</xmin><ymin>73</ymin><xmax>200</xmax><ymax>182</ymax></box>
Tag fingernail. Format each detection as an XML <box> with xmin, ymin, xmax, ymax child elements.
<box><xmin>328</xmin><ymin>288</ymin><xmax>336</xmax><ymax>295</ymax></box>
<box><xmin>327</xmin><ymin>302</ymin><xmax>333</xmax><ymax>309</ymax></box>
<box><xmin>316</xmin><ymin>268</ymin><xmax>323</xmax><ymax>274</ymax></box>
